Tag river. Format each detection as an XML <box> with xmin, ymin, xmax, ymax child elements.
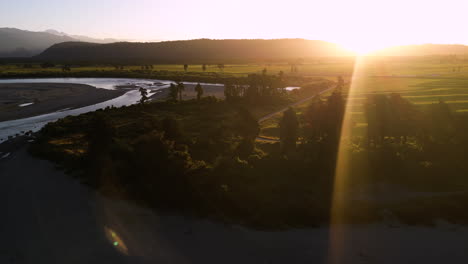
<box><xmin>0</xmin><ymin>78</ymin><xmax>185</xmax><ymax>142</ymax></box>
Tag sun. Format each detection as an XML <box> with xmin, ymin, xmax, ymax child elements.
<box><xmin>341</xmin><ymin>40</ymin><xmax>394</xmax><ymax>55</ymax></box>
<box><xmin>346</xmin><ymin>43</ymin><xmax>381</xmax><ymax>55</ymax></box>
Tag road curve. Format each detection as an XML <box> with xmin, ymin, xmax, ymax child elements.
<box><xmin>258</xmin><ymin>86</ymin><xmax>335</xmax><ymax>123</ymax></box>
<box><xmin>256</xmin><ymin>86</ymin><xmax>336</xmax><ymax>142</ymax></box>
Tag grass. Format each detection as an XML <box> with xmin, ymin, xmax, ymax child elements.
<box><xmin>257</xmin><ymin>60</ymin><xmax>468</xmax><ymax>137</ymax></box>
<box><xmin>4</xmin><ymin>58</ymin><xmax>468</xmax><ymax>135</ymax></box>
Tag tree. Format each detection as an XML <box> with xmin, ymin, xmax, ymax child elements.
<box><xmin>184</xmin><ymin>64</ymin><xmax>188</xmax><ymax>72</ymax></box>
<box><xmin>245</xmin><ymin>74</ymin><xmax>260</xmax><ymax>102</ymax></box>
<box><xmin>280</xmin><ymin>107</ymin><xmax>299</xmax><ymax>154</ymax></box>
<box><xmin>235</xmin><ymin>108</ymin><xmax>260</xmax><ymax>157</ymax></box>
<box><xmin>202</xmin><ymin>64</ymin><xmax>207</xmax><ymax>72</ymax></box>
<box><xmin>62</xmin><ymin>65</ymin><xmax>71</xmax><ymax>72</ymax></box>
<box><xmin>217</xmin><ymin>64</ymin><xmax>225</xmax><ymax>71</ymax></box>
<box><xmin>177</xmin><ymin>82</ymin><xmax>185</xmax><ymax>101</ymax></box>
<box><xmin>169</xmin><ymin>83</ymin><xmax>178</xmax><ymax>101</ymax></box>
<box><xmin>303</xmin><ymin>97</ymin><xmax>326</xmax><ymax>140</ymax></box>
<box><xmin>132</xmin><ymin>131</ymin><xmax>203</xmax><ymax>207</ymax></box>
<box><xmin>303</xmin><ymin>91</ymin><xmax>345</xmax><ymax>144</ymax></box>
<box><xmin>337</xmin><ymin>76</ymin><xmax>345</xmax><ymax>90</ymax></box>
<box><xmin>428</xmin><ymin>99</ymin><xmax>455</xmax><ymax>143</ymax></box>
<box><xmin>139</xmin><ymin>87</ymin><xmax>148</xmax><ymax>104</ymax></box>
<box><xmin>237</xmin><ymin>108</ymin><xmax>259</xmax><ymax>141</ymax></box>
<box><xmin>224</xmin><ymin>82</ymin><xmax>234</xmax><ymax>101</ymax></box>
<box><xmin>324</xmin><ymin>90</ymin><xmax>345</xmax><ymax>142</ymax></box>
<box><xmin>195</xmin><ymin>83</ymin><xmax>204</xmax><ymax>101</ymax></box>
<box><xmin>278</xmin><ymin>71</ymin><xmax>284</xmax><ymax>81</ymax></box>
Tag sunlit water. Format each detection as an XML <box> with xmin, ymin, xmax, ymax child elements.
<box><xmin>0</xmin><ymin>78</ymin><xmax>223</xmax><ymax>143</ymax></box>
<box><xmin>0</xmin><ymin>77</ymin><xmax>164</xmax><ymax>90</ymax></box>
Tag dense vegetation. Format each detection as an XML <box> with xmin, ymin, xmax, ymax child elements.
<box><xmin>28</xmin><ymin>72</ymin><xmax>468</xmax><ymax>228</ymax></box>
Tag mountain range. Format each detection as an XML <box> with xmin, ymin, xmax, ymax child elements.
<box><xmin>0</xmin><ymin>27</ymin><xmax>121</xmax><ymax>57</ymax></box>
<box><xmin>3</xmin><ymin>27</ymin><xmax>468</xmax><ymax>61</ymax></box>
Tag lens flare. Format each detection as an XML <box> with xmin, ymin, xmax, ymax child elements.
<box><xmin>328</xmin><ymin>55</ymin><xmax>369</xmax><ymax>263</ymax></box>
<box><xmin>104</xmin><ymin>226</ymin><xmax>129</xmax><ymax>255</ymax></box>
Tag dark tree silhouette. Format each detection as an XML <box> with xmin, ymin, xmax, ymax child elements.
<box><xmin>195</xmin><ymin>83</ymin><xmax>204</xmax><ymax>100</ymax></box>
<box><xmin>280</xmin><ymin>107</ymin><xmax>299</xmax><ymax>154</ymax></box>
<box><xmin>224</xmin><ymin>82</ymin><xmax>236</xmax><ymax>101</ymax></box>
<box><xmin>184</xmin><ymin>64</ymin><xmax>188</xmax><ymax>72</ymax></box>
<box><xmin>202</xmin><ymin>64</ymin><xmax>207</xmax><ymax>72</ymax></box>
<box><xmin>177</xmin><ymin>82</ymin><xmax>185</xmax><ymax>101</ymax></box>
<box><xmin>139</xmin><ymin>87</ymin><xmax>149</xmax><ymax>104</ymax></box>
<box><xmin>235</xmin><ymin>108</ymin><xmax>260</xmax><ymax>157</ymax></box>
<box><xmin>169</xmin><ymin>83</ymin><xmax>178</xmax><ymax>101</ymax></box>
<box><xmin>278</xmin><ymin>70</ymin><xmax>284</xmax><ymax>81</ymax></box>
<box><xmin>337</xmin><ymin>76</ymin><xmax>345</xmax><ymax>90</ymax></box>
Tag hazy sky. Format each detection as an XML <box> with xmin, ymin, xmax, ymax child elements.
<box><xmin>1</xmin><ymin>0</ymin><xmax>468</xmax><ymax>53</ymax></box>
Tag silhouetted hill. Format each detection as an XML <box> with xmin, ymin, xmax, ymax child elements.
<box><xmin>36</xmin><ymin>39</ymin><xmax>354</xmax><ymax>63</ymax></box>
<box><xmin>0</xmin><ymin>28</ymin><xmax>76</xmax><ymax>57</ymax></box>
<box><xmin>45</xmin><ymin>29</ymin><xmax>122</xmax><ymax>44</ymax></box>
<box><xmin>0</xmin><ymin>27</ymin><xmax>121</xmax><ymax>57</ymax></box>
<box><xmin>373</xmin><ymin>44</ymin><xmax>468</xmax><ymax>56</ymax></box>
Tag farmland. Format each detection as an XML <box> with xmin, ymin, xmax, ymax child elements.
<box><xmin>3</xmin><ymin>56</ymin><xmax>468</xmax><ymax>137</ymax></box>
<box><xmin>256</xmin><ymin>57</ymin><xmax>468</xmax><ymax>138</ymax></box>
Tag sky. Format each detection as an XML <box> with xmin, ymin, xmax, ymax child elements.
<box><xmin>1</xmin><ymin>0</ymin><xmax>468</xmax><ymax>53</ymax></box>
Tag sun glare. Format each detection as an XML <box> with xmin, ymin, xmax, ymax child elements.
<box><xmin>342</xmin><ymin>42</ymin><xmax>386</xmax><ymax>55</ymax></box>
<box><xmin>339</xmin><ymin>37</ymin><xmax>408</xmax><ymax>55</ymax></box>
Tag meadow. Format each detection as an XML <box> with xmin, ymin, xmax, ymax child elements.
<box><xmin>4</xmin><ymin>56</ymin><xmax>468</xmax><ymax>138</ymax></box>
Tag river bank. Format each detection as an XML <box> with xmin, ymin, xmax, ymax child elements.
<box><xmin>0</xmin><ymin>83</ymin><xmax>126</xmax><ymax>122</ymax></box>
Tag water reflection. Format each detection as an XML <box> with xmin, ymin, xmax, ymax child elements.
<box><xmin>0</xmin><ymin>78</ymin><xmax>169</xmax><ymax>142</ymax></box>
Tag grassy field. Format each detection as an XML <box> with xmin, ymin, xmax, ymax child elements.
<box><xmin>260</xmin><ymin>77</ymin><xmax>468</xmax><ymax>138</ymax></box>
<box><xmin>256</xmin><ymin>58</ymin><xmax>468</xmax><ymax>138</ymax></box>
<box><xmin>4</xmin><ymin>58</ymin><xmax>468</xmax><ymax>138</ymax></box>
<box><xmin>3</xmin><ymin>57</ymin><xmax>468</xmax><ymax>79</ymax></box>
<box><xmin>0</xmin><ymin>62</ymin><xmax>355</xmax><ymax>77</ymax></box>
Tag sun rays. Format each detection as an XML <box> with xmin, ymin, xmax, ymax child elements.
<box><xmin>328</xmin><ymin>55</ymin><xmax>370</xmax><ymax>263</ymax></box>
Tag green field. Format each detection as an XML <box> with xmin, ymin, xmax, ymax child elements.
<box><xmin>4</xmin><ymin>58</ymin><xmax>468</xmax><ymax>136</ymax></box>
<box><xmin>255</xmin><ymin>57</ymin><xmax>468</xmax><ymax>138</ymax></box>
<box><xmin>260</xmin><ymin>77</ymin><xmax>468</xmax><ymax>138</ymax></box>
<box><xmin>0</xmin><ymin>62</ymin><xmax>355</xmax><ymax>77</ymax></box>
<box><xmin>3</xmin><ymin>56</ymin><xmax>468</xmax><ymax>78</ymax></box>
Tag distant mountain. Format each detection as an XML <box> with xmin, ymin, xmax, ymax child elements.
<box><xmin>0</xmin><ymin>27</ymin><xmax>121</xmax><ymax>57</ymax></box>
<box><xmin>36</xmin><ymin>39</ymin><xmax>354</xmax><ymax>63</ymax></box>
<box><xmin>45</xmin><ymin>29</ymin><xmax>121</xmax><ymax>44</ymax></box>
<box><xmin>0</xmin><ymin>28</ymin><xmax>76</xmax><ymax>57</ymax></box>
<box><xmin>372</xmin><ymin>44</ymin><xmax>468</xmax><ymax>56</ymax></box>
